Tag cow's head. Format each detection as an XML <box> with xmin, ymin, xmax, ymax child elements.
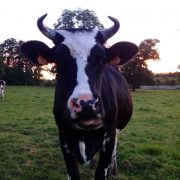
<box><xmin>21</xmin><ymin>14</ymin><xmax>138</xmax><ymax>130</ymax></box>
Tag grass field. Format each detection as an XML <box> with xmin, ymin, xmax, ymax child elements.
<box><xmin>0</xmin><ymin>86</ymin><xmax>179</xmax><ymax>180</ymax></box>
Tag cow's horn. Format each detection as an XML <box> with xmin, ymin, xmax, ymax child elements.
<box><xmin>101</xmin><ymin>16</ymin><xmax>120</xmax><ymax>41</ymax></box>
<box><xmin>37</xmin><ymin>14</ymin><xmax>56</xmax><ymax>41</ymax></box>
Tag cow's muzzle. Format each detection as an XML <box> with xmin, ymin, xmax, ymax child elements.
<box><xmin>68</xmin><ymin>95</ymin><xmax>104</xmax><ymax>130</ymax></box>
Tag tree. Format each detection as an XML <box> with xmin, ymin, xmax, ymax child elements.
<box><xmin>54</xmin><ymin>9</ymin><xmax>104</xmax><ymax>29</ymax></box>
<box><xmin>0</xmin><ymin>38</ymin><xmax>42</xmax><ymax>85</ymax></box>
<box><xmin>0</xmin><ymin>55</ymin><xmax>6</xmax><ymax>79</ymax></box>
<box><xmin>122</xmin><ymin>38</ymin><xmax>160</xmax><ymax>90</ymax></box>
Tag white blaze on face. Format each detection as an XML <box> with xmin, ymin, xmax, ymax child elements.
<box><xmin>57</xmin><ymin>28</ymin><xmax>98</xmax><ymax>109</ymax></box>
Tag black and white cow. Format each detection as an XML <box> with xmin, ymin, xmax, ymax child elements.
<box><xmin>21</xmin><ymin>14</ymin><xmax>138</xmax><ymax>180</ymax></box>
<box><xmin>0</xmin><ymin>80</ymin><xmax>6</xmax><ymax>98</ymax></box>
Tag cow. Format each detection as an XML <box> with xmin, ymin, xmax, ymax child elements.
<box><xmin>0</xmin><ymin>80</ymin><xmax>6</xmax><ymax>98</ymax></box>
<box><xmin>21</xmin><ymin>13</ymin><xmax>138</xmax><ymax>180</ymax></box>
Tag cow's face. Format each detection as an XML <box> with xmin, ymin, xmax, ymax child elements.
<box><xmin>21</xmin><ymin>14</ymin><xmax>138</xmax><ymax>130</ymax></box>
<box><xmin>54</xmin><ymin>29</ymin><xmax>106</xmax><ymax>130</ymax></box>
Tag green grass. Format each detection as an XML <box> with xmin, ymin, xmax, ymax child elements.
<box><xmin>0</xmin><ymin>87</ymin><xmax>179</xmax><ymax>180</ymax></box>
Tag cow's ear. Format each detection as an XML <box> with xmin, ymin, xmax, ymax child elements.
<box><xmin>107</xmin><ymin>42</ymin><xmax>139</xmax><ymax>65</ymax></box>
<box><xmin>21</xmin><ymin>40</ymin><xmax>54</xmax><ymax>66</ymax></box>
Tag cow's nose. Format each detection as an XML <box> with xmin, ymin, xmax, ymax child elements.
<box><xmin>68</xmin><ymin>95</ymin><xmax>99</xmax><ymax>119</ymax></box>
<box><xmin>70</xmin><ymin>98</ymin><xmax>82</xmax><ymax>113</ymax></box>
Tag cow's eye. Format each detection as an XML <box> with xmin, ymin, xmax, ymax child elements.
<box><xmin>89</xmin><ymin>44</ymin><xmax>105</xmax><ymax>64</ymax></box>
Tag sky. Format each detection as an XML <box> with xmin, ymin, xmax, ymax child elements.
<box><xmin>0</xmin><ymin>0</ymin><xmax>180</xmax><ymax>74</ymax></box>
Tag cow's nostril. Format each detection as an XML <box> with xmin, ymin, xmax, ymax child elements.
<box><xmin>72</xmin><ymin>98</ymin><xmax>77</xmax><ymax>103</ymax></box>
<box><xmin>90</xmin><ymin>98</ymin><xmax>99</xmax><ymax>111</ymax></box>
<box><xmin>72</xmin><ymin>98</ymin><xmax>78</xmax><ymax>107</ymax></box>
<box><xmin>72</xmin><ymin>98</ymin><xmax>79</xmax><ymax>108</ymax></box>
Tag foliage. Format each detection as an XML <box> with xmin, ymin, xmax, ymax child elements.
<box><xmin>137</xmin><ymin>38</ymin><xmax>160</xmax><ymax>61</ymax></box>
<box><xmin>122</xmin><ymin>38</ymin><xmax>160</xmax><ymax>90</ymax></box>
<box><xmin>0</xmin><ymin>87</ymin><xmax>179</xmax><ymax>179</ymax></box>
<box><xmin>0</xmin><ymin>56</ymin><xmax>6</xmax><ymax>78</ymax></box>
<box><xmin>0</xmin><ymin>38</ymin><xmax>43</xmax><ymax>85</ymax></box>
<box><xmin>54</xmin><ymin>9</ymin><xmax>104</xmax><ymax>30</ymax></box>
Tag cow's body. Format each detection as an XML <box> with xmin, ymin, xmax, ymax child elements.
<box><xmin>0</xmin><ymin>80</ymin><xmax>6</xmax><ymax>98</ymax></box>
<box><xmin>21</xmin><ymin>14</ymin><xmax>138</xmax><ymax>180</ymax></box>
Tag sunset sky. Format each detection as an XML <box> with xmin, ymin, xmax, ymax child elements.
<box><xmin>0</xmin><ymin>0</ymin><xmax>179</xmax><ymax>76</ymax></box>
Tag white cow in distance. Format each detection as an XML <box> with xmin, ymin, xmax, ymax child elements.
<box><xmin>0</xmin><ymin>80</ymin><xmax>6</xmax><ymax>98</ymax></box>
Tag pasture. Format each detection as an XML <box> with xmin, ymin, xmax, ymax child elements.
<box><xmin>0</xmin><ymin>86</ymin><xmax>179</xmax><ymax>180</ymax></box>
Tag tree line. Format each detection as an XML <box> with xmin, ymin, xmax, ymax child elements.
<box><xmin>0</xmin><ymin>38</ymin><xmax>42</xmax><ymax>85</ymax></box>
<box><xmin>0</xmin><ymin>9</ymin><xmax>161</xmax><ymax>90</ymax></box>
<box><xmin>154</xmin><ymin>72</ymin><xmax>180</xmax><ymax>85</ymax></box>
